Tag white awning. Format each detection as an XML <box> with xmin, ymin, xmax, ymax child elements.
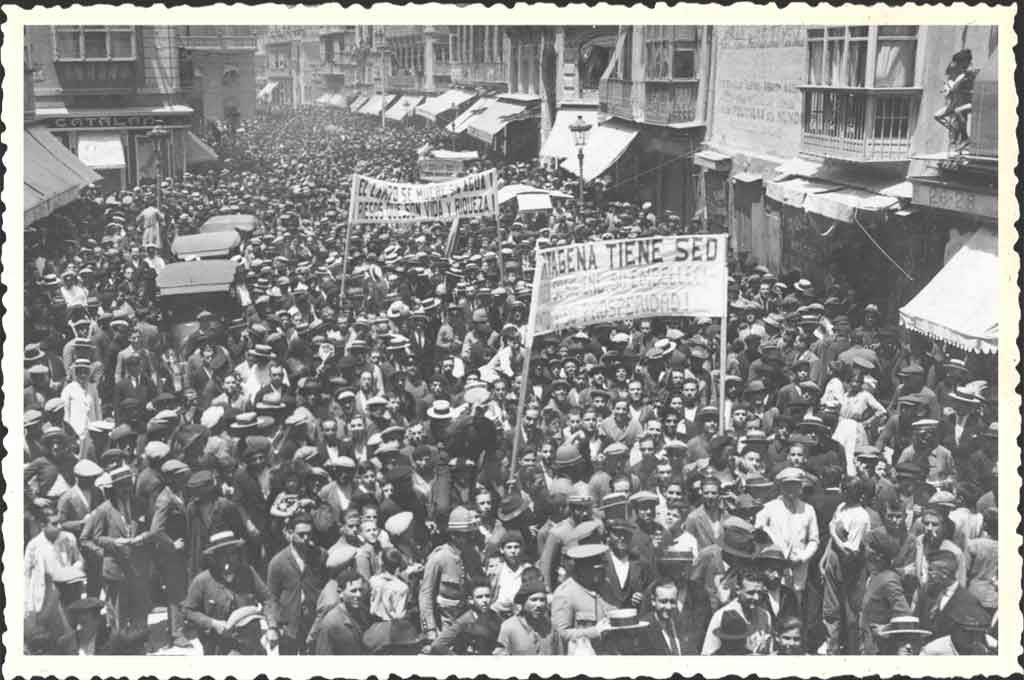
<box><xmin>385</xmin><ymin>95</ymin><xmax>424</xmax><ymax>122</ymax></box>
<box><xmin>540</xmin><ymin>107</ymin><xmax>600</xmax><ymax>161</ymax></box>
<box><xmin>900</xmin><ymin>228</ymin><xmax>999</xmax><ymax>354</ymax></box>
<box><xmin>559</xmin><ymin>119</ymin><xmax>638</xmax><ymax>182</ymax></box>
<box><xmin>452</xmin><ymin>98</ymin><xmax>496</xmax><ymax>134</ymax></box>
<box><xmin>185</xmin><ymin>131</ymin><xmax>218</xmax><ymax>165</ymax></box>
<box><xmin>24</xmin><ymin>126</ymin><xmax>102</xmax><ymax>224</ymax></box>
<box><xmin>467</xmin><ymin>101</ymin><xmax>535</xmax><ymax>143</ymax></box>
<box><xmin>349</xmin><ymin>95</ymin><xmax>369</xmax><ymax>111</ymax></box>
<box><xmin>360</xmin><ymin>94</ymin><xmax>394</xmax><ymax>117</ymax></box>
<box><xmin>803</xmin><ymin>187</ymin><xmax>900</xmax><ymax>223</ymax></box>
<box><xmin>76</xmin><ymin>133</ymin><xmax>126</xmax><ymax>170</ymax></box>
<box><xmin>257</xmin><ymin>80</ymin><xmax>279</xmax><ymax>101</ymax></box>
<box><xmin>315</xmin><ymin>94</ymin><xmax>331</xmax><ymax>105</ymax></box>
<box><xmin>416</xmin><ymin>89</ymin><xmax>475</xmax><ymax>122</ymax></box>
<box><xmin>515</xmin><ymin>192</ymin><xmax>553</xmax><ymax>212</ymax></box>
<box><xmin>764</xmin><ymin>178</ymin><xmax>842</xmax><ymax>208</ymax></box>
<box><xmin>328</xmin><ymin>94</ymin><xmax>347</xmax><ymax>108</ymax></box>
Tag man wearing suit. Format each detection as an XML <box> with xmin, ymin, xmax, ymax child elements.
<box><xmin>917</xmin><ymin>549</ymin><xmax>985</xmax><ymax>642</ymax></box>
<box><xmin>600</xmin><ymin>520</ymin><xmax>653</xmax><ymax>609</ymax></box>
<box><xmin>636</xmin><ymin>577</ymin><xmax>703</xmax><ymax>654</ymax></box>
<box><xmin>682</xmin><ymin>476</ymin><xmax>732</xmax><ymax>550</ymax></box>
<box><xmin>114</xmin><ymin>355</ymin><xmax>155</xmax><ymax>421</ymax></box>
<box><xmin>233</xmin><ymin>438</ymin><xmax>272</xmax><ymax>568</ymax></box>
<box><xmin>266</xmin><ymin>512</ymin><xmax>328</xmax><ymax>654</ymax></box>
<box><xmin>942</xmin><ymin>389</ymin><xmax>984</xmax><ymax>463</ymax></box>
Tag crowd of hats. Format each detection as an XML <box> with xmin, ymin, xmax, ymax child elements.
<box><xmin>20</xmin><ymin>106</ymin><xmax>1001</xmax><ymax>657</ymax></box>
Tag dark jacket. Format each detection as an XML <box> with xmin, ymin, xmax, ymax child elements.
<box><xmin>266</xmin><ymin>545</ymin><xmax>327</xmax><ymax>641</ymax></box>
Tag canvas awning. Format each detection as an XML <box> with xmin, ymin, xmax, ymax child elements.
<box><xmin>540</xmin><ymin>107</ymin><xmax>600</xmax><ymax>160</ymax></box>
<box><xmin>257</xmin><ymin>80</ymin><xmax>278</xmax><ymax>101</ymax></box>
<box><xmin>452</xmin><ymin>98</ymin><xmax>496</xmax><ymax>134</ymax></box>
<box><xmin>385</xmin><ymin>95</ymin><xmax>424</xmax><ymax>122</ymax></box>
<box><xmin>899</xmin><ymin>228</ymin><xmax>999</xmax><ymax>354</ymax></box>
<box><xmin>349</xmin><ymin>94</ymin><xmax>369</xmax><ymax>111</ymax></box>
<box><xmin>769</xmin><ymin>160</ymin><xmax>910</xmax><ymax>222</ymax></box>
<box><xmin>315</xmin><ymin>94</ymin><xmax>331</xmax><ymax>105</ymax></box>
<box><xmin>559</xmin><ymin>119</ymin><xmax>638</xmax><ymax>182</ymax></box>
<box><xmin>467</xmin><ymin>101</ymin><xmax>535</xmax><ymax>143</ymax></box>
<box><xmin>76</xmin><ymin>132</ymin><xmax>126</xmax><ymax>170</ymax></box>
<box><xmin>514</xmin><ymin>192</ymin><xmax>553</xmax><ymax>212</ymax></box>
<box><xmin>803</xmin><ymin>187</ymin><xmax>901</xmax><ymax>223</ymax></box>
<box><xmin>24</xmin><ymin>126</ymin><xmax>102</xmax><ymax>224</ymax></box>
<box><xmin>185</xmin><ymin>131</ymin><xmax>218</xmax><ymax>165</ymax></box>
<box><xmin>360</xmin><ymin>94</ymin><xmax>394</xmax><ymax>117</ymax></box>
<box><xmin>416</xmin><ymin>89</ymin><xmax>475</xmax><ymax>122</ymax></box>
<box><xmin>328</xmin><ymin>94</ymin><xmax>347</xmax><ymax>108</ymax></box>
<box><xmin>765</xmin><ymin>178</ymin><xmax>842</xmax><ymax>208</ymax></box>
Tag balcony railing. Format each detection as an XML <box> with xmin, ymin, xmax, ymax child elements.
<box><xmin>801</xmin><ymin>87</ymin><xmax>921</xmax><ymax>163</ymax></box>
<box><xmin>969</xmin><ymin>78</ymin><xmax>997</xmax><ymax>159</ymax></box>
<box><xmin>599</xmin><ymin>77</ymin><xmax>633</xmax><ymax>118</ymax></box>
<box><xmin>451</xmin><ymin>61</ymin><xmax>507</xmax><ymax>85</ymax></box>
<box><xmin>599</xmin><ymin>78</ymin><xmax>701</xmax><ymax>126</ymax></box>
<box><xmin>320</xmin><ymin>60</ymin><xmax>359</xmax><ymax>77</ymax></box>
<box><xmin>389</xmin><ymin>73</ymin><xmax>421</xmax><ymax>90</ymax></box>
<box><xmin>179</xmin><ymin>35</ymin><xmax>257</xmax><ymax>51</ymax></box>
<box><xmin>267</xmin><ymin>64</ymin><xmax>293</xmax><ymax>79</ymax></box>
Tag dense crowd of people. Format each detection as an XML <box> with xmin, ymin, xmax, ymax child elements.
<box><xmin>23</xmin><ymin>106</ymin><xmax>1000</xmax><ymax>656</ymax></box>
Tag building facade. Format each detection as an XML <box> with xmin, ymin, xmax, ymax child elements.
<box><xmin>177</xmin><ymin>25</ymin><xmax>258</xmax><ymax>132</ymax></box>
<box><xmin>26</xmin><ymin>25</ymin><xmax>197</xmax><ymax>192</ymax></box>
<box><xmin>697</xmin><ymin>24</ymin><xmax>998</xmax><ymax>316</ymax></box>
<box><xmin>258</xmin><ymin>26</ymin><xmax>323</xmax><ymax>109</ymax></box>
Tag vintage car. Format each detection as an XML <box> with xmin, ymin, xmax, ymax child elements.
<box><xmin>156</xmin><ymin>259</ymin><xmax>245</xmax><ymax>352</ymax></box>
<box><xmin>170</xmin><ymin>231</ymin><xmax>242</xmax><ymax>260</ymax></box>
<box><xmin>198</xmin><ymin>213</ymin><xmax>259</xmax><ymax>238</ymax></box>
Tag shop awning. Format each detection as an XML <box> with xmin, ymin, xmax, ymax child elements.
<box><xmin>899</xmin><ymin>228</ymin><xmax>999</xmax><ymax>354</ymax></box>
<box><xmin>257</xmin><ymin>80</ymin><xmax>278</xmax><ymax>101</ymax></box>
<box><xmin>77</xmin><ymin>132</ymin><xmax>126</xmax><ymax>170</ymax></box>
<box><xmin>467</xmin><ymin>101</ymin><xmax>536</xmax><ymax>143</ymax></box>
<box><xmin>328</xmin><ymin>94</ymin><xmax>348</xmax><ymax>109</ymax></box>
<box><xmin>452</xmin><ymin>97</ymin><xmax>496</xmax><ymax>134</ymax></box>
<box><xmin>359</xmin><ymin>94</ymin><xmax>394</xmax><ymax>117</ymax></box>
<box><xmin>803</xmin><ymin>187</ymin><xmax>901</xmax><ymax>223</ymax></box>
<box><xmin>539</xmin><ymin>107</ymin><xmax>600</xmax><ymax>160</ymax></box>
<box><xmin>515</xmin><ymin>192</ymin><xmax>553</xmax><ymax>212</ymax></box>
<box><xmin>385</xmin><ymin>95</ymin><xmax>424</xmax><ymax>122</ymax></box>
<box><xmin>349</xmin><ymin>94</ymin><xmax>369</xmax><ymax>112</ymax></box>
<box><xmin>24</xmin><ymin>126</ymin><xmax>102</xmax><ymax>224</ymax></box>
<box><xmin>765</xmin><ymin>178</ymin><xmax>841</xmax><ymax>208</ymax></box>
<box><xmin>416</xmin><ymin>89</ymin><xmax>475</xmax><ymax>123</ymax></box>
<box><xmin>315</xmin><ymin>94</ymin><xmax>331</xmax><ymax>105</ymax></box>
<box><xmin>185</xmin><ymin>131</ymin><xmax>219</xmax><ymax>165</ymax></box>
<box><xmin>559</xmin><ymin>119</ymin><xmax>638</xmax><ymax>182</ymax></box>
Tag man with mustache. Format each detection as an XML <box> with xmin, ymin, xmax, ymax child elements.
<box><xmin>183</xmin><ymin>531</ymin><xmax>271</xmax><ymax>655</ymax></box>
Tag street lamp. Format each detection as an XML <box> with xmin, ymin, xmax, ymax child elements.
<box><xmin>144</xmin><ymin>125</ymin><xmax>171</xmax><ymax>211</ymax></box>
<box><xmin>569</xmin><ymin>115</ymin><xmax>592</xmax><ymax>213</ymax></box>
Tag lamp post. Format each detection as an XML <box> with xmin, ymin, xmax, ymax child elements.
<box><xmin>449</xmin><ymin>102</ymin><xmax>457</xmax><ymax>150</ymax></box>
<box><xmin>144</xmin><ymin>125</ymin><xmax>171</xmax><ymax>211</ymax></box>
<box><xmin>569</xmin><ymin>115</ymin><xmax>592</xmax><ymax>216</ymax></box>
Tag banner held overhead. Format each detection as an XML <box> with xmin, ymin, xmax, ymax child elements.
<box><xmin>348</xmin><ymin>168</ymin><xmax>498</xmax><ymax>224</ymax></box>
<box><xmin>531</xmin><ymin>234</ymin><xmax>729</xmax><ymax>335</ymax></box>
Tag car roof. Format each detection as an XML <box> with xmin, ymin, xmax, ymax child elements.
<box><xmin>199</xmin><ymin>213</ymin><xmax>258</xmax><ymax>233</ymax></box>
<box><xmin>171</xmin><ymin>231</ymin><xmax>242</xmax><ymax>258</ymax></box>
<box><xmin>157</xmin><ymin>260</ymin><xmax>238</xmax><ymax>296</ymax></box>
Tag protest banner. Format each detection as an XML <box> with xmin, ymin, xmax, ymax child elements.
<box><xmin>529</xmin><ymin>234</ymin><xmax>729</xmax><ymax>334</ymax></box>
<box><xmin>348</xmin><ymin>168</ymin><xmax>497</xmax><ymax>224</ymax></box>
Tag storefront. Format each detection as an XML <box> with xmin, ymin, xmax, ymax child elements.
<box><xmin>34</xmin><ymin>105</ymin><xmax>196</xmax><ymax>193</ymax></box>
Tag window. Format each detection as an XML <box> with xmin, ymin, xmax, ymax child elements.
<box><xmin>807</xmin><ymin>26</ymin><xmax>917</xmax><ymax>88</ymax></box>
<box><xmin>222</xmin><ymin>67</ymin><xmax>240</xmax><ymax>89</ymax></box>
<box><xmin>644</xmin><ymin>26</ymin><xmax>698</xmax><ymax>80</ymax></box>
<box><xmin>54</xmin><ymin>26</ymin><xmax>136</xmax><ymax>61</ymax></box>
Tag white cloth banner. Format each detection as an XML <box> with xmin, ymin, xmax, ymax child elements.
<box><xmin>529</xmin><ymin>234</ymin><xmax>729</xmax><ymax>335</ymax></box>
<box><xmin>348</xmin><ymin>169</ymin><xmax>497</xmax><ymax>224</ymax></box>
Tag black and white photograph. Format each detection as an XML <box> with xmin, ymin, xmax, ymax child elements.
<box><xmin>4</xmin><ymin>5</ymin><xmax>1019</xmax><ymax>676</ymax></box>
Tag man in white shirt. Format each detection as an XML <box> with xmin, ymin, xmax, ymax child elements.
<box><xmin>61</xmin><ymin>359</ymin><xmax>101</xmax><ymax>439</ymax></box>
<box><xmin>754</xmin><ymin>467</ymin><xmax>819</xmax><ymax>595</ymax></box>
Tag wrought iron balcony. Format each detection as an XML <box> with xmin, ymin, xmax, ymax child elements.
<box><xmin>800</xmin><ymin>86</ymin><xmax>921</xmax><ymax>163</ymax></box>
